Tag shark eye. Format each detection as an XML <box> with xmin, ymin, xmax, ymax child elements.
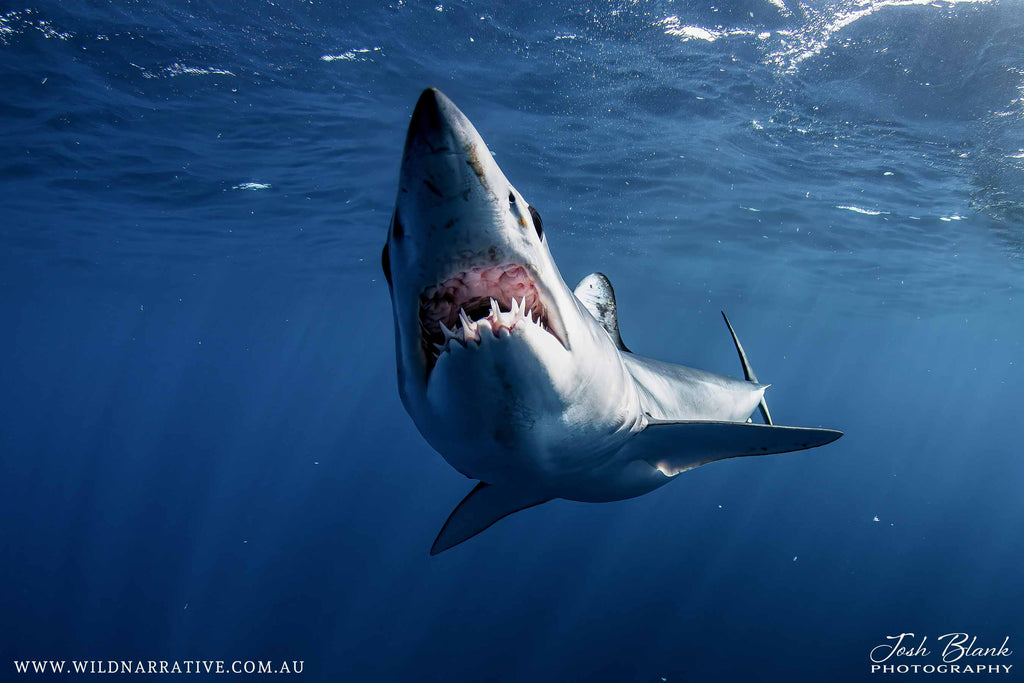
<box><xmin>381</xmin><ymin>243</ymin><xmax>392</xmax><ymax>286</ymax></box>
<box><xmin>508</xmin><ymin>191</ymin><xmax>516</xmax><ymax>205</ymax></box>
<box><xmin>528</xmin><ymin>206</ymin><xmax>543</xmax><ymax>239</ymax></box>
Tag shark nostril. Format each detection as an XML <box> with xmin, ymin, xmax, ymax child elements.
<box><xmin>393</xmin><ymin>213</ymin><xmax>405</xmax><ymax>239</ymax></box>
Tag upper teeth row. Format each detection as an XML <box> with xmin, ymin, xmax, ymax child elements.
<box><xmin>434</xmin><ymin>297</ymin><xmax>542</xmax><ymax>354</ymax></box>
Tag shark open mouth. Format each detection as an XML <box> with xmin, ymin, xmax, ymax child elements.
<box><xmin>419</xmin><ymin>263</ymin><xmax>566</xmax><ymax>372</ymax></box>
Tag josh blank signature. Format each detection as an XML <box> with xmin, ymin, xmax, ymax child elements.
<box><xmin>871</xmin><ymin>633</ymin><xmax>1012</xmax><ymax>664</ymax></box>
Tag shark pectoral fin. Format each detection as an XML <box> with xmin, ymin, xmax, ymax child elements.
<box><xmin>574</xmin><ymin>272</ymin><xmax>630</xmax><ymax>352</ymax></box>
<box><xmin>430</xmin><ymin>482</ymin><xmax>550</xmax><ymax>555</ymax></box>
<box><xmin>626</xmin><ymin>420</ymin><xmax>843</xmax><ymax>477</ymax></box>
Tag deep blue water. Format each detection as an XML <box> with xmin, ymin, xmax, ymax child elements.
<box><xmin>2</xmin><ymin>1</ymin><xmax>1023</xmax><ymax>680</ymax></box>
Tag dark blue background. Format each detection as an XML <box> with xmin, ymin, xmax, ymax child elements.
<box><xmin>2</xmin><ymin>1</ymin><xmax>1022</xmax><ymax>680</ymax></box>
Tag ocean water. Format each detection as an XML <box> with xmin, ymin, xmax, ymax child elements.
<box><xmin>2</xmin><ymin>1</ymin><xmax>1022</xmax><ymax>680</ymax></box>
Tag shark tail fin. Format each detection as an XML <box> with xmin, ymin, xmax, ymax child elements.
<box><xmin>430</xmin><ymin>483</ymin><xmax>550</xmax><ymax>555</ymax></box>
<box><xmin>721</xmin><ymin>311</ymin><xmax>773</xmax><ymax>425</ymax></box>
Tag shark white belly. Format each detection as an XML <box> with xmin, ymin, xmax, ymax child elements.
<box><xmin>381</xmin><ymin>88</ymin><xmax>842</xmax><ymax>554</ymax></box>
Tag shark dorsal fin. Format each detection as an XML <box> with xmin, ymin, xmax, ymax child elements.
<box><xmin>574</xmin><ymin>272</ymin><xmax>630</xmax><ymax>352</ymax></box>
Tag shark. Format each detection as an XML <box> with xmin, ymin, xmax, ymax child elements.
<box><xmin>381</xmin><ymin>88</ymin><xmax>842</xmax><ymax>555</ymax></box>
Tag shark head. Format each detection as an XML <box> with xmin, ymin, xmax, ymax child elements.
<box><xmin>383</xmin><ymin>89</ymin><xmax>638</xmax><ymax>482</ymax></box>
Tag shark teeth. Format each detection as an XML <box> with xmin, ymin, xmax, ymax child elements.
<box><xmin>419</xmin><ymin>262</ymin><xmax>568</xmax><ymax>370</ymax></box>
<box><xmin>439</xmin><ymin>320</ymin><xmax>464</xmax><ymax>347</ymax></box>
<box><xmin>459</xmin><ymin>309</ymin><xmax>477</xmax><ymax>339</ymax></box>
<box><xmin>429</xmin><ymin>300</ymin><xmax>546</xmax><ymax>359</ymax></box>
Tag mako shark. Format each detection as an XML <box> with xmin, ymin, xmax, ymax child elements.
<box><xmin>382</xmin><ymin>88</ymin><xmax>842</xmax><ymax>555</ymax></box>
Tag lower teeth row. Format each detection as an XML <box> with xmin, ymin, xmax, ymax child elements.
<box><xmin>434</xmin><ymin>297</ymin><xmax>542</xmax><ymax>354</ymax></box>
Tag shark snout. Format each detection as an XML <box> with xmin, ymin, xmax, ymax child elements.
<box><xmin>404</xmin><ymin>88</ymin><xmax>474</xmax><ymax>163</ymax></box>
<box><xmin>405</xmin><ymin>88</ymin><xmax>455</xmax><ymax>150</ymax></box>
<box><xmin>400</xmin><ymin>88</ymin><xmax>504</xmax><ymax>203</ymax></box>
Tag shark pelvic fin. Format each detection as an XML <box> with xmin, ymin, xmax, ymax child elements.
<box><xmin>430</xmin><ymin>482</ymin><xmax>550</xmax><ymax>555</ymax></box>
<box><xmin>721</xmin><ymin>312</ymin><xmax>773</xmax><ymax>425</ymax></box>
<box><xmin>626</xmin><ymin>419</ymin><xmax>842</xmax><ymax>477</ymax></box>
<box><xmin>574</xmin><ymin>272</ymin><xmax>630</xmax><ymax>352</ymax></box>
